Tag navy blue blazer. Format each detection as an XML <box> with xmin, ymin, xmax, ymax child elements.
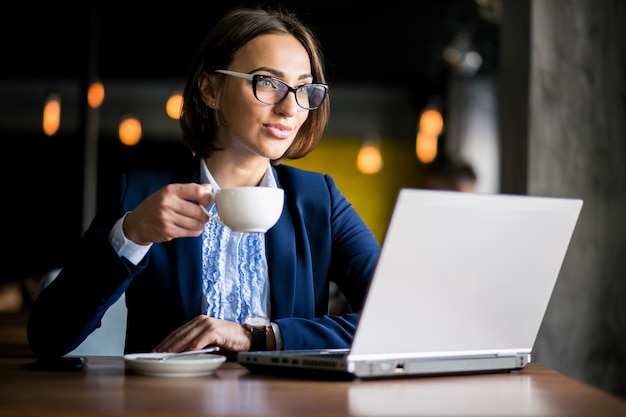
<box><xmin>28</xmin><ymin>155</ymin><xmax>381</xmax><ymax>357</ymax></box>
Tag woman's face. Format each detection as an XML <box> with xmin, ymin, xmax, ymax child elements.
<box><xmin>213</xmin><ymin>33</ymin><xmax>313</xmax><ymax>162</ymax></box>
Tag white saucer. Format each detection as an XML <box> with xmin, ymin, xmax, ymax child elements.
<box><xmin>123</xmin><ymin>352</ymin><xmax>226</xmax><ymax>377</ymax></box>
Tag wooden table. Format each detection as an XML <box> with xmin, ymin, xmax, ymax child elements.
<box><xmin>0</xmin><ymin>355</ymin><xmax>625</xmax><ymax>416</ymax></box>
<box><xmin>1</xmin><ymin>312</ymin><xmax>625</xmax><ymax>416</ymax></box>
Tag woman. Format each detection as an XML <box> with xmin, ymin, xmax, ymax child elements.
<box><xmin>27</xmin><ymin>7</ymin><xmax>380</xmax><ymax>357</ymax></box>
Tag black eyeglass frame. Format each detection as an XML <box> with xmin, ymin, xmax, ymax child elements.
<box><xmin>214</xmin><ymin>69</ymin><xmax>328</xmax><ymax>110</ymax></box>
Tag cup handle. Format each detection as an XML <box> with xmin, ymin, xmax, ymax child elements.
<box><xmin>198</xmin><ymin>203</ymin><xmax>226</xmax><ymax>227</ymax></box>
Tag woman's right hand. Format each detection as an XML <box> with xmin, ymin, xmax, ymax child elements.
<box><xmin>123</xmin><ymin>183</ymin><xmax>213</xmax><ymax>245</ymax></box>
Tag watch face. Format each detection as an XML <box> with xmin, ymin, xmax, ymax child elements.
<box><xmin>246</xmin><ymin>316</ymin><xmax>269</xmax><ymax>327</ymax></box>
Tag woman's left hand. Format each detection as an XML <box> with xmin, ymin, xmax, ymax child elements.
<box><xmin>153</xmin><ymin>315</ymin><xmax>250</xmax><ymax>354</ymax></box>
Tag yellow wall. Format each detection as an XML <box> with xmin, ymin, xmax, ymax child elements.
<box><xmin>285</xmin><ymin>136</ymin><xmax>423</xmax><ymax>243</ymax></box>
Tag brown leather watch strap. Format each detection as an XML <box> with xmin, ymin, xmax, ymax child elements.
<box><xmin>249</xmin><ymin>326</ymin><xmax>266</xmax><ymax>351</ymax></box>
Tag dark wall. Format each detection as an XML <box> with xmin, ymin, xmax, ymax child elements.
<box><xmin>6</xmin><ymin>133</ymin><xmax>84</xmax><ymax>281</ymax></box>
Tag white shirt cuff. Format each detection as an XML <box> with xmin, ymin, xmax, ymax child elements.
<box><xmin>271</xmin><ymin>322</ymin><xmax>283</xmax><ymax>350</ymax></box>
<box><xmin>109</xmin><ymin>213</ymin><xmax>151</xmax><ymax>265</ymax></box>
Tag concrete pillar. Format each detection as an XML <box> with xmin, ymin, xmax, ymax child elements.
<box><xmin>500</xmin><ymin>0</ymin><xmax>626</xmax><ymax>398</ymax></box>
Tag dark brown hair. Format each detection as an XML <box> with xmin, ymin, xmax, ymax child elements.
<box><xmin>179</xmin><ymin>7</ymin><xmax>330</xmax><ymax>164</ymax></box>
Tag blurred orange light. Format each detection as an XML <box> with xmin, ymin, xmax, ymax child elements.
<box><xmin>119</xmin><ymin>116</ymin><xmax>142</xmax><ymax>146</ymax></box>
<box><xmin>419</xmin><ymin>109</ymin><xmax>444</xmax><ymax>137</ymax></box>
<box><xmin>166</xmin><ymin>92</ymin><xmax>183</xmax><ymax>119</ymax></box>
<box><xmin>43</xmin><ymin>93</ymin><xmax>61</xmax><ymax>136</ymax></box>
<box><xmin>357</xmin><ymin>144</ymin><xmax>383</xmax><ymax>174</ymax></box>
<box><xmin>415</xmin><ymin>132</ymin><xmax>438</xmax><ymax>163</ymax></box>
<box><xmin>87</xmin><ymin>82</ymin><xmax>105</xmax><ymax>108</ymax></box>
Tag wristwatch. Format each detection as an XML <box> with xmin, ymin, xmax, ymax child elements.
<box><xmin>243</xmin><ymin>316</ymin><xmax>271</xmax><ymax>351</ymax></box>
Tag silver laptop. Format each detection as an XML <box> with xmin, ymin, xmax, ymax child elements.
<box><xmin>238</xmin><ymin>189</ymin><xmax>583</xmax><ymax>379</ymax></box>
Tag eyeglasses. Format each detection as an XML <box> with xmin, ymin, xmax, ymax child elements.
<box><xmin>214</xmin><ymin>69</ymin><xmax>328</xmax><ymax>110</ymax></box>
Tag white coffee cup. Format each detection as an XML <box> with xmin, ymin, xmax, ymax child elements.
<box><xmin>200</xmin><ymin>187</ymin><xmax>284</xmax><ymax>233</ymax></box>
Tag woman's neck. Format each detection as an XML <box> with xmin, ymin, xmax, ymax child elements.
<box><xmin>204</xmin><ymin>155</ymin><xmax>270</xmax><ymax>189</ymax></box>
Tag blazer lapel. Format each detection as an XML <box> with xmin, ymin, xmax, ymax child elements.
<box><xmin>174</xmin><ymin>158</ymin><xmax>204</xmax><ymax>320</ymax></box>
<box><xmin>266</xmin><ymin>169</ymin><xmax>299</xmax><ymax>318</ymax></box>
<box><xmin>266</xmin><ymin>212</ymin><xmax>298</xmax><ymax>318</ymax></box>
<box><xmin>176</xmin><ymin>235</ymin><xmax>203</xmax><ymax>320</ymax></box>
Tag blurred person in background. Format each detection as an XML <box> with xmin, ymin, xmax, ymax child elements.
<box><xmin>423</xmin><ymin>152</ymin><xmax>478</xmax><ymax>192</ymax></box>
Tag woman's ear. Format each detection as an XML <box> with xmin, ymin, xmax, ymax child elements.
<box><xmin>198</xmin><ymin>72</ymin><xmax>217</xmax><ymax>108</ymax></box>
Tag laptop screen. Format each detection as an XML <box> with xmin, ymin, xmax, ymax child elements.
<box><xmin>349</xmin><ymin>189</ymin><xmax>583</xmax><ymax>361</ymax></box>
